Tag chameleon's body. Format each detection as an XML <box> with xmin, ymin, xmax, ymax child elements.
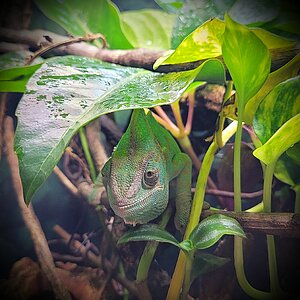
<box><xmin>102</xmin><ymin>109</ymin><xmax>192</xmax><ymax>231</ymax></box>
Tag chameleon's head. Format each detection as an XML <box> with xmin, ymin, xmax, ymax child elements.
<box><xmin>102</xmin><ymin>109</ymin><xmax>169</xmax><ymax>225</ymax></box>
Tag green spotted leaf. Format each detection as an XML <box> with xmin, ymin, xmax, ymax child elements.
<box><xmin>154</xmin><ymin>18</ymin><xmax>225</xmax><ymax>69</ymax></box>
<box><xmin>14</xmin><ymin>56</ymin><xmax>199</xmax><ymax>203</ymax></box>
<box><xmin>228</xmin><ymin>0</ymin><xmax>279</xmax><ymax>26</ymax></box>
<box><xmin>189</xmin><ymin>214</ymin><xmax>246</xmax><ymax>250</ymax></box>
<box><xmin>117</xmin><ymin>224</ymin><xmax>180</xmax><ymax>247</ymax></box>
<box><xmin>121</xmin><ymin>9</ymin><xmax>175</xmax><ymax>50</ymax></box>
<box><xmin>244</xmin><ymin>53</ymin><xmax>300</xmax><ymax>124</ymax></box>
<box><xmin>155</xmin><ymin>16</ymin><xmax>288</xmax><ymax>71</ymax></box>
<box><xmin>154</xmin><ymin>0</ymin><xmax>184</xmax><ymax>14</ymax></box>
<box><xmin>222</xmin><ymin>14</ymin><xmax>271</xmax><ymax>107</ymax></box>
<box><xmin>275</xmin><ymin>150</ymin><xmax>300</xmax><ymax>187</ymax></box>
<box><xmin>253</xmin><ymin>114</ymin><xmax>300</xmax><ymax>165</ymax></box>
<box><xmin>35</xmin><ymin>0</ymin><xmax>132</xmax><ymax>49</ymax></box>
<box><xmin>253</xmin><ymin>76</ymin><xmax>300</xmax><ymax>144</ymax></box>
<box><xmin>171</xmin><ymin>0</ymin><xmax>233</xmax><ymax>48</ymax></box>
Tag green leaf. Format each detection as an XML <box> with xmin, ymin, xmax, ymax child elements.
<box><xmin>253</xmin><ymin>76</ymin><xmax>300</xmax><ymax>144</ymax></box>
<box><xmin>191</xmin><ymin>252</ymin><xmax>230</xmax><ymax>282</ymax></box>
<box><xmin>155</xmin><ymin>16</ymin><xmax>285</xmax><ymax>71</ymax></box>
<box><xmin>253</xmin><ymin>114</ymin><xmax>300</xmax><ymax>165</ymax></box>
<box><xmin>195</xmin><ymin>58</ymin><xmax>226</xmax><ymax>84</ymax></box>
<box><xmin>0</xmin><ymin>51</ymin><xmax>43</xmax><ymax>92</ymax></box>
<box><xmin>154</xmin><ymin>18</ymin><xmax>225</xmax><ymax>69</ymax></box>
<box><xmin>228</xmin><ymin>0</ymin><xmax>279</xmax><ymax>26</ymax></box>
<box><xmin>171</xmin><ymin>0</ymin><xmax>234</xmax><ymax>48</ymax></box>
<box><xmin>244</xmin><ymin>53</ymin><xmax>300</xmax><ymax>124</ymax></box>
<box><xmin>189</xmin><ymin>214</ymin><xmax>246</xmax><ymax>250</ymax></box>
<box><xmin>121</xmin><ymin>9</ymin><xmax>175</xmax><ymax>50</ymax></box>
<box><xmin>154</xmin><ymin>0</ymin><xmax>184</xmax><ymax>14</ymax></box>
<box><xmin>0</xmin><ymin>51</ymin><xmax>43</xmax><ymax>79</ymax></box>
<box><xmin>0</xmin><ymin>78</ymin><xmax>31</xmax><ymax>93</ymax></box>
<box><xmin>117</xmin><ymin>224</ymin><xmax>180</xmax><ymax>247</ymax></box>
<box><xmin>35</xmin><ymin>0</ymin><xmax>132</xmax><ymax>49</ymax></box>
<box><xmin>178</xmin><ymin>239</ymin><xmax>194</xmax><ymax>251</ymax></box>
<box><xmin>222</xmin><ymin>14</ymin><xmax>271</xmax><ymax>107</ymax></box>
<box><xmin>275</xmin><ymin>151</ymin><xmax>300</xmax><ymax>187</ymax></box>
<box><xmin>250</xmin><ymin>28</ymin><xmax>296</xmax><ymax>49</ymax></box>
<box><xmin>14</xmin><ymin>56</ymin><xmax>199</xmax><ymax>202</ymax></box>
<box><xmin>286</xmin><ymin>142</ymin><xmax>300</xmax><ymax>166</ymax></box>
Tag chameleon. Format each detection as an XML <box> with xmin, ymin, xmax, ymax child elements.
<box><xmin>101</xmin><ymin>108</ymin><xmax>192</xmax><ymax>232</ymax></box>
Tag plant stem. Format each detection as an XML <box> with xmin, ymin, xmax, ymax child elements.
<box><xmin>234</xmin><ymin>237</ymin><xmax>270</xmax><ymax>299</ymax></box>
<box><xmin>181</xmin><ymin>250</ymin><xmax>194</xmax><ymax>299</ymax></box>
<box><xmin>233</xmin><ymin>106</ymin><xmax>270</xmax><ymax>299</ymax></box>
<box><xmin>136</xmin><ymin>206</ymin><xmax>172</xmax><ymax>282</ymax></box>
<box><xmin>177</xmin><ymin>135</ymin><xmax>202</xmax><ymax>170</ymax></box>
<box><xmin>246</xmin><ymin>201</ymin><xmax>264</xmax><ymax>212</ymax></box>
<box><xmin>79</xmin><ymin>127</ymin><xmax>97</xmax><ymax>182</ymax></box>
<box><xmin>167</xmin><ymin>121</ymin><xmax>238</xmax><ymax>300</ymax></box>
<box><xmin>294</xmin><ymin>185</ymin><xmax>300</xmax><ymax>213</ymax></box>
<box><xmin>233</xmin><ymin>108</ymin><xmax>244</xmax><ymax>212</ymax></box>
<box><xmin>171</xmin><ymin>101</ymin><xmax>185</xmax><ymax>134</ymax></box>
<box><xmin>263</xmin><ymin>162</ymin><xmax>284</xmax><ymax>298</ymax></box>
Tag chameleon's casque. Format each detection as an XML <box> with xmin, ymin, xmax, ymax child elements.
<box><xmin>102</xmin><ymin>109</ymin><xmax>192</xmax><ymax>231</ymax></box>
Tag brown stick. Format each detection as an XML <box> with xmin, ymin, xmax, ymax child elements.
<box><xmin>53</xmin><ymin>224</ymin><xmax>139</xmax><ymax>297</ymax></box>
<box><xmin>3</xmin><ymin>116</ymin><xmax>71</xmax><ymax>300</ymax></box>
<box><xmin>85</xmin><ymin>118</ymin><xmax>108</xmax><ymax>173</ymax></box>
<box><xmin>53</xmin><ymin>165</ymin><xmax>80</xmax><ymax>197</ymax></box>
<box><xmin>0</xmin><ymin>27</ymin><xmax>298</xmax><ymax>72</ymax></box>
<box><xmin>192</xmin><ymin>187</ymin><xmax>264</xmax><ymax>199</ymax></box>
<box><xmin>201</xmin><ymin>210</ymin><xmax>300</xmax><ymax>238</ymax></box>
<box><xmin>0</xmin><ymin>93</ymin><xmax>8</xmax><ymax>161</ymax></box>
<box><xmin>53</xmin><ymin>224</ymin><xmax>102</xmax><ymax>267</ymax></box>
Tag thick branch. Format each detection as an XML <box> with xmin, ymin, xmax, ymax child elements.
<box><xmin>0</xmin><ymin>27</ymin><xmax>299</xmax><ymax>72</ymax></box>
<box><xmin>201</xmin><ymin>210</ymin><xmax>300</xmax><ymax>238</ymax></box>
<box><xmin>3</xmin><ymin>115</ymin><xmax>71</xmax><ymax>300</ymax></box>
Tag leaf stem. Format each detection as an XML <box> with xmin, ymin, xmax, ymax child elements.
<box><xmin>79</xmin><ymin>127</ymin><xmax>97</xmax><ymax>182</ymax></box>
<box><xmin>167</xmin><ymin>121</ymin><xmax>238</xmax><ymax>300</ymax></box>
<box><xmin>233</xmin><ymin>106</ymin><xmax>270</xmax><ymax>299</ymax></box>
<box><xmin>263</xmin><ymin>162</ymin><xmax>284</xmax><ymax>298</ymax></box>
<box><xmin>294</xmin><ymin>185</ymin><xmax>300</xmax><ymax>213</ymax></box>
<box><xmin>136</xmin><ymin>206</ymin><xmax>173</xmax><ymax>282</ymax></box>
<box><xmin>234</xmin><ymin>108</ymin><xmax>244</xmax><ymax>212</ymax></box>
<box><xmin>171</xmin><ymin>101</ymin><xmax>185</xmax><ymax>134</ymax></box>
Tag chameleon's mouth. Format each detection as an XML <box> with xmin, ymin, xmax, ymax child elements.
<box><xmin>116</xmin><ymin>184</ymin><xmax>164</xmax><ymax>209</ymax></box>
<box><xmin>111</xmin><ymin>184</ymin><xmax>165</xmax><ymax>224</ymax></box>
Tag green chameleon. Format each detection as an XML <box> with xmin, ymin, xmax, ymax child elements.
<box><xmin>102</xmin><ymin>108</ymin><xmax>192</xmax><ymax>232</ymax></box>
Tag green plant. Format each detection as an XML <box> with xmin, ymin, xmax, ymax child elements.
<box><xmin>1</xmin><ymin>0</ymin><xmax>299</xmax><ymax>299</ymax></box>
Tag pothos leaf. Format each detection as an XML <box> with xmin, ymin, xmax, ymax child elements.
<box><xmin>14</xmin><ymin>56</ymin><xmax>199</xmax><ymax>203</ymax></box>
<box><xmin>189</xmin><ymin>214</ymin><xmax>246</xmax><ymax>250</ymax></box>
<box><xmin>117</xmin><ymin>224</ymin><xmax>180</xmax><ymax>247</ymax></box>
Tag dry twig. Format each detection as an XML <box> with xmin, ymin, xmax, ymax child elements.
<box><xmin>3</xmin><ymin>115</ymin><xmax>71</xmax><ymax>300</ymax></box>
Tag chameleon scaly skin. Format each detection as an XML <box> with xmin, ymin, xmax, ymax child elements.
<box><xmin>102</xmin><ymin>109</ymin><xmax>192</xmax><ymax>231</ymax></box>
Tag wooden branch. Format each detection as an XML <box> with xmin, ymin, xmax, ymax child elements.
<box><xmin>3</xmin><ymin>115</ymin><xmax>71</xmax><ymax>300</ymax></box>
<box><xmin>201</xmin><ymin>210</ymin><xmax>300</xmax><ymax>238</ymax></box>
<box><xmin>85</xmin><ymin>118</ymin><xmax>108</xmax><ymax>173</ymax></box>
<box><xmin>0</xmin><ymin>27</ymin><xmax>299</xmax><ymax>72</ymax></box>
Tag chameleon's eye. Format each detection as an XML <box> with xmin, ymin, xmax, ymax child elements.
<box><xmin>143</xmin><ymin>169</ymin><xmax>159</xmax><ymax>188</ymax></box>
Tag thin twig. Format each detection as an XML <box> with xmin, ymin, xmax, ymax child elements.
<box><xmin>53</xmin><ymin>225</ymin><xmax>102</xmax><ymax>267</ymax></box>
<box><xmin>53</xmin><ymin>225</ymin><xmax>139</xmax><ymax>297</ymax></box>
<box><xmin>0</xmin><ymin>93</ymin><xmax>8</xmax><ymax>161</ymax></box>
<box><xmin>3</xmin><ymin>115</ymin><xmax>71</xmax><ymax>300</ymax></box>
<box><xmin>85</xmin><ymin>118</ymin><xmax>108</xmax><ymax>173</ymax></box>
<box><xmin>25</xmin><ymin>33</ymin><xmax>107</xmax><ymax>65</ymax></box>
<box><xmin>193</xmin><ymin>187</ymin><xmax>264</xmax><ymax>199</ymax></box>
<box><xmin>53</xmin><ymin>166</ymin><xmax>80</xmax><ymax>197</ymax></box>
